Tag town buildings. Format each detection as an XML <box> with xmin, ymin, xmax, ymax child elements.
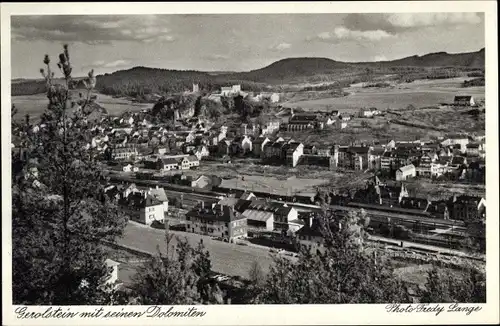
<box><xmin>220</xmin><ymin>85</ymin><xmax>242</xmax><ymax>96</ymax></box>
<box><xmin>294</xmin><ymin>216</ymin><xmax>324</xmax><ymax>253</ymax></box>
<box><xmin>454</xmin><ymin>95</ymin><xmax>475</xmax><ymax>106</ymax></box>
<box><xmin>185</xmin><ymin>202</ymin><xmax>248</xmax><ymax>242</ymax></box>
<box><xmin>111</xmin><ymin>146</ymin><xmax>138</xmax><ymax>160</ymax></box>
<box><xmin>286</xmin><ymin>142</ymin><xmax>304</xmax><ymax>167</ymax></box>
<box><xmin>148</xmin><ymin>186</ymin><xmax>169</xmax><ymax>212</ymax></box>
<box><xmin>449</xmin><ymin>195</ymin><xmax>486</xmax><ymax>222</ymax></box>
<box><xmin>396</xmin><ymin>164</ymin><xmax>416</xmax><ymax>181</ymax></box>
<box><xmin>119</xmin><ymin>192</ymin><xmax>164</xmax><ymax>225</ymax></box>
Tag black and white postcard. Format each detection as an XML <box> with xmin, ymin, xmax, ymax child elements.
<box><xmin>1</xmin><ymin>1</ymin><xmax>498</xmax><ymax>325</ymax></box>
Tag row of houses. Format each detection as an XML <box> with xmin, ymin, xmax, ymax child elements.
<box><xmin>83</xmin><ymin>103</ymin><xmax>283</xmax><ymax>160</ymax></box>
<box><xmin>142</xmin><ymin>154</ymin><xmax>200</xmax><ymax>171</ymax></box>
<box><xmin>207</xmin><ymin>84</ymin><xmax>280</xmax><ymax>103</ymax></box>
<box><xmin>183</xmin><ymin>193</ymin><xmax>307</xmax><ymax>241</ymax></box>
<box><xmin>283</xmin><ymin>112</ymin><xmax>349</xmax><ymax>131</ymax></box>
<box><xmin>352</xmin><ymin>176</ymin><xmax>486</xmax><ymax>222</ymax></box>
<box><xmin>104</xmin><ymin>184</ymin><xmax>169</xmax><ymax>225</ymax></box>
<box><xmin>334</xmin><ymin>136</ymin><xmax>485</xmax><ymax>178</ymax></box>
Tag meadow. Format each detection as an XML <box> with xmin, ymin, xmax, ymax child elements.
<box><xmin>11</xmin><ymin>91</ymin><xmax>152</xmax><ymax>122</ymax></box>
<box><xmin>282</xmin><ymin>78</ymin><xmax>485</xmax><ymax>112</ymax></box>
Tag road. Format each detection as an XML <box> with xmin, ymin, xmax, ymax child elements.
<box><xmin>114</xmin><ymin>220</ymin><xmax>483</xmax><ymax>285</ymax></box>
<box><xmin>117</xmin><ymin>221</ymin><xmax>278</xmax><ymax>278</ymax></box>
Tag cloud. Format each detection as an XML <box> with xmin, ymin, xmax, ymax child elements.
<box><xmin>103</xmin><ymin>59</ymin><xmax>131</xmax><ymax>68</ymax></box>
<box><xmin>342</xmin><ymin>13</ymin><xmax>483</xmax><ymax>34</ymax></box>
<box><xmin>11</xmin><ymin>15</ymin><xmax>176</xmax><ymax>44</ymax></box>
<box><xmin>386</xmin><ymin>13</ymin><xmax>482</xmax><ymax>28</ymax></box>
<box><xmin>203</xmin><ymin>54</ymin><xmax>230</xmax><ymax>61</ymax></box>
<box><xmin>371</xmin><ymin>55</ymin><xmax>388</xmax><ymax>62</ymax></box>
<box><xmin>269</xmin><ymin>42</ymin><xmax>292</xmax><ymax>52</ymax></box>
<box><xmin>87</xmin><ymin>59</ymin><xmax>131</xmax><ymax>69</ymax></box>
<box><xmin>308</xmin><ymin>26</ymin><xmax>393</xmax><ymax>43</ymax></box>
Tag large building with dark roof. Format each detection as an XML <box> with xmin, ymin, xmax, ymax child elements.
<box><xmin>185</xmin><ymin>202</ymin><xmax>247</xmax><ymax>241</ymax></box>
<box><xmin>119</xmin><ymin>192</ymin><xmax>164</xmax><ymax>225</ymax></box>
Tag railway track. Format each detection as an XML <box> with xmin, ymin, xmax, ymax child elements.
<box><xmin>107</xmin><ymin>174</ymin><xmax>480</xmax><ymax>250</ymax></box>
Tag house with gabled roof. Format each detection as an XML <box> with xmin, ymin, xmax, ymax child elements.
<box><xmin>454</xmin><ymin>95</ymin><xmax>475</xmax><ymax>106</ymax></box>
<box><xmin>400</xmin><ymin>197</ymin><xmax>430</xmax><ymax>211</ymax></box>
<box><xmin>294</xmin><ymin>215</ymin><xmax>325</xmax><ymax>253</ymax></box>
<box><xmin>192</xmin><ymin>145</ymin><xmax>210</xmax><ymax>160</ymax></box>
<box><xmin>369</xmin><ymin>147</ymin><xmax>386</xmax><ymax>170</ymax></box>
<box><xmin>262</xmin><ymin>141</ymin><xmax>285</xmax><ymax>160</ymax></box>
<box><xmin>218</xmin><ymin>139</ymin><xmax>232</xmax><ymax>156</ymax></box>
<box><xmin>286</xmin><ymin>142</ymin><xmax>304</xmax><ymax>167</ymax></box>
<box><xmin>120</xmin><ymin>192</ymin><xmax>164</xmax><ymax>225</ymax></box>
<box><xmin>252</xmin><ymin>136</ymin><xmax>270</xmax><ymax>157</ymax></box>
<box><xmin>426</xmin><ymin>200</ymin><xmax>450</xmax><ymax>219</ymax></box>
<box><xmin>449</xmin><ymin>195</ymin><xmax>485</xmax><ymax>222</ymax></box>
<box><xmin>161</xmin><ymin>157</ymin><xmax>179</xmax><ymax>171</ymax></box>
<box><xmin>111</xmin><ymin>146</ymin><xmax>137</xmax><ymax>160</ymax></box>
<box><xmin>180</xmin><ymin>155</ymin><xmax>200</xmax><ymax>169</ymax></box>
<box><xmin>466</xmin><ymin>143</ymin><xmax>482</xmax><ymax>157</ymax></box>
<box><xmin>148</xmin><ymin>186</ymin><xmax>169</xmax><ymax>212</ymax></box>
<box><xmin>185</xmin><ymin>201</ymin><xmax>247</xmax><ymax>241</ymax></box>
<box><xmin>396</xmin><ymin>164</ymin><xmax>416</xmax><ymax>181</ymax></box>
<box><xmin>231</xmin><ymin>135</ymin><xmax>253</xmax><ymax>155</ymax></box>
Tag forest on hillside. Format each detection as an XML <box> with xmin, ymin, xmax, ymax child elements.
<box><xmin>12</xmin><ymin>47</ymin><xmax>485</xmax><ymax>98</ymax></box>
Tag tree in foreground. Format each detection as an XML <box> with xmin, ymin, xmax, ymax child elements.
<box><xmin>130</xmin><ymin>233</ymin><xmax>224</xmax><ymax>305</ymax></box>
<box><xmin>256</xmin><ymin>210</ymin><xmax>412</xmax><ymax>304</ymax></box>
<box><xmin>420</xmin><ymin>265</ymin><xmax>486</xmax><ymax>303</ymax></box>
<box><xmin>248</xmin><ymin>261</ymin><xmax>265</xmax><ymax>287</ymax></box>
<box><xmin>12</xmin><ymin>45</ymin><xmax>128</xmax><ymax>304</ymax></box>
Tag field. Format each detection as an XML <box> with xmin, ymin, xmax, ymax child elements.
<box><xmin>118</xmin><ymin>221</ymin><xmax>277</xmax><ymax>278</ymax></box>
<box><xmin>218</xmin><ymin>174</ymin><xmax>326</xmax><ymax>197</ymax></box>
<box><xmin>11</xmin><ymin>91</ymin><xmax>152</xmax><ymax>122</ymax></box>
<box><xmin>169</xmin><ymin>160</ymin><xmax>370</xmax><ymax>195</ymax></box>
<box><xmin>11</xmin><ymin>93</ymin><xmax>51</xmax><ymax>121</ymax></box>
<box><xmin>278</xmin><ymin>103</ymin><xmax>485</xmax><ymax>145</ymax></box>
<box><xmin>405</xmin><ymin>180</ymin><xmax>486</xmax><ymax>201</ymax></box>
<box><xmin>93</xmin><ymin>93</ymin><xmax>152</xmax><ymax>114</ymax></box>
<box><xmin>282</xmin><ymin>78</ymin><xmax>485</xmax><ymax>112</ymax></box>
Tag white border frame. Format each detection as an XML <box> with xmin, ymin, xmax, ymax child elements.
<box><xmin>1</xmin><ymin>2</ymin><xmax>498</xmax><ymax>325</ymax></box>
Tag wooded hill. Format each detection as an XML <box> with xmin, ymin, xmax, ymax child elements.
<box><xmin>12</xmin><ymin>48</ymin><xmax>485</xmax><ymax>97</ymax></box>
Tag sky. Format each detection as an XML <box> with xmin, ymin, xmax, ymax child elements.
<box><xmin>11</xmin><ymin>13</ymin><xmax>485</xmax><ymax>79</ymax></box>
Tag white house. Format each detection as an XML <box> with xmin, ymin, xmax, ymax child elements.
<box><xmin>122</xmin><ymin>164</ymin><xmax>139</xmax><ymax>172</ymax></box>
<box><xmin>254</xmin><ymin>92</ymin><xmax>280</xmax><ymax>103</ymax></box>
<box><xmin>122</xmin><ymin>193</ymin><xmax>165</xmax><ymax>225</ymax></box>
<box><xmin>193</xmin><ymin>145</ymin><xmax>210</xmax><ymax>160</ymax></box>
<box><xmin>111</xmin><ymin>147</ymin><xmax>138</xmax><ymax>160</ymax></box>
<box><xmin>286</xmin><ymin>142</ymin><xmax>304</xmax><ymax>167</ymax></box>
<box><xmin>336</xmin><ymin>120</ymin><xmax>348</xmax><ymax>129</ymax></box>
<box><xmin>148</xmin><ymin>186</ymin><xmax>169</xmax><ymax>213</ymax></box>
<box><xmin>161</xmin><ymin>158</ymin><xmax>179</xmax><ymax>171</ymax></box>
<box><xmin>231</xmin><ymin>135</ymin><xmax>253</xmax><ymax>154</ymax></box>
<box><xmin>181</xmin><ymin>155</ymin><xmax>200</xmax><ymax>169</ymax></box>
<box><xmin>104</xmin><ymin>259</ymin><xmax>120</xmax><ymax>285</ymax></box>
<box><xmin>261</xmin><ymin>120</ymin><xmax>281</xmax><ymax>135</ymax></box>
<box><xmin>441</xmin><ymin>135</ymin><xmax>469</xmax><ymax>153</ymax></box>
<box><xmin>140</xmin><ymin>196</ymin><xmax>164</xmax><ymax>225</ymax></box>
<box><xmin>396</xmin><ymin>164</ymin><xmax>416</xmax><ymax>181</ymax></box>
<box><xmin>359</xmin><ymin>108</ymin><xmax>374</xmax><ymax>118</ymax></box>
<box><xmin>220</xmin><ymin>85</ymin><xmax>242</xmax><ymax>96</ymax></box>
